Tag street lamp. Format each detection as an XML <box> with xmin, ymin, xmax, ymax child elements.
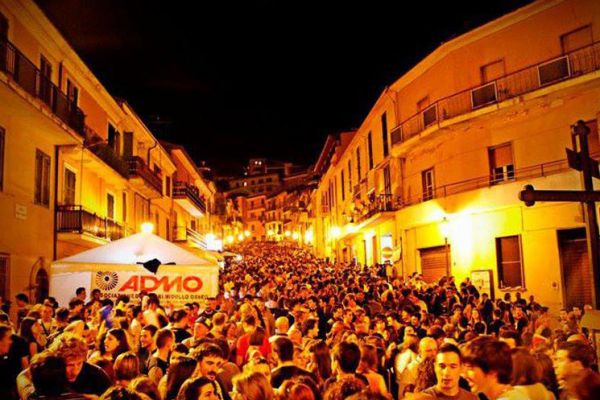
<box><xmin>440</xmin><ymin>217</ymin><xmax>450</xmax><ymax>276</ymax></box>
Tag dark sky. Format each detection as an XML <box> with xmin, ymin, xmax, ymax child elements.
<box><xmin>35</xmin><ymin>0</ymin><xmax>533</xmax><ymax>175</ymax></box>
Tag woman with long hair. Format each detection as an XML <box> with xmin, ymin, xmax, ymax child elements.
<box><xmin>177</xmin><ymin>376</ymin><xmax>219</xmax><ymax>400</ymax></box>
<box><xmin>306</xmin><ymin>340</ymin><xmax>332</xmax><ymax>387</ymax></box>
<box><xmin>19</xmin><ymin>317</ymin><xmax>45</xmax><ymax>358</ymax></box>
<box><xmin>232</xmin><ymin>370</ymin><xmax>274</xmax><ymax>400</ymax></box>
<box><xmin>356</xmin><ymin>344</ymin><xmax>390</xmax><ymax>399</ymax></box>
<box><xmin>114</xmin><ymin>352</ymin><xmax>140</xmax><ymax>387</ymax></box>
<box><xmin>164</xmin><ymin>356</ymin><xmax>198</xmax><ymax>400</ymax></box>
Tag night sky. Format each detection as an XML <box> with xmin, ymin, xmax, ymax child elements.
<box><xmin>35</xmin><ymin>0</ymin><xmax>533</xmax><ymax>175</ymax></box>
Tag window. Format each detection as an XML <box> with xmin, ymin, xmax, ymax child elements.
<box><xmin>39</xmin><ymin>55</ymin><xmax>52</xmax><ymax>106</ymax></box>
<box><xmin>122</xmin><ymin>192</ymin><xmax>127</xmax><ymax>222</ymax></box>
<box><xmin>34</xmin><ymin>150</ymin><xmax>51</xmax><ymax>206</ymax></box>
<box><xmin>417</xmin><ymin>96</ymin><xmax>430</xmax><ymax>111</ymax></box>
<box><xmin>496</xmin><ymin>235</ymin><xmax>524</xmax><ymax>288</ymax></box>
<box><xmin>367</xmin><ymin>132</ymin><xmax>374</xmax><ymax>170</ymax></box>
<box><xmin>63</xmin><ymin>167</ymin><xmax>76</xmax><ymax>205</ymax></box>
<box><xmin>108</xmin><ymin>123</ymin><xmax>120</xmax><ymax>154</ymax></box>
<box><xmin>0</xmin><ymin>254</ymin><xmax>8</xmax><ymax>301</ymax></box>
<box><xmin>107</xmin><ymin>193</ymin><xmax>115</xmax><ymax>220</ymax></box>
<box><xmin>341</xmin><ymin>171</ymin><xmax>345</xmax><ymax>201</ymax></box>
<box><xmin>421</xmin><ymin>168</ymin><xmax>435</xmax><ymax>201</ymax></box>
<box><xmin>347</xmin><ymin>160</ymin><xmax>352</xmax><ymax>195</ymax></box>
<box><xmin>356</xmin><ymin>147</ymin><xmax>362</xmax><ymax>180</ymax></box>
<box><xmin>382</xmin><ymin>113</ymin><xmax>389</xmax><ymax>158</ymax></box>
<box><xmin>489</xmin><ymin>143</ymin><xmax>514</xmax><ymax>185</ymax></box>
<box><xmin>155</xmin><ymin>212</ymin><xmax>160</xmax><ymax>236</ymax></box>
<box><xmin>481</xmin><ymin>59</ymin><xmax>505</xmax><ymax>83</ymax></box>
<box><xmin>165</xmin><ymin>176</ymin><xmax>171</xmax><ymax>197</ymax></box>
<box><xmin>66</xmin><ymin>79</ymin><xmax>79</xmax><ymax>106</ymax></box>
<box><xmin>0</xmin><ymin>127</ymin><xmax>4</xmax><ymax>191</ymax></box>
<box><xmin>561</xmin><ymin>25</ymin><xmax>592</xmax><ymax>54</ymax></box>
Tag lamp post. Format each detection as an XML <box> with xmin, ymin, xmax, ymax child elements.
<box><xmin>440</xmin><ymin>217</ymin><xmax>450</xmax><ymax>277</ymax></box>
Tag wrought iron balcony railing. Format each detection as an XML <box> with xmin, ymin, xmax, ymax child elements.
<box><xmin>0</xmin><ymin>39</ymin><xmax>85</xmax><ymax>136</ymax></box>
<box><xmin>173</xmin><ymin>181</ymin><xmax>206</xmax><ymax>213</ymax></box>
<box><xmin>391</xmin><ymin>41</ymin><xmax>600</xmax><ymax>145</ymax></box>
<box><xmin>56</xmin><ymin>205</ymin><xmax>124</xmax><ymax>241</ymax></box>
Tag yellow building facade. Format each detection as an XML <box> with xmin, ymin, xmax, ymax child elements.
<box><xmin>313</xmin><ymin>0</ymin><xmax>600</xmax><ymax>310</ymax></box>
<box><xmin>0</xmin><ymin>0</ymin><xmax>219</xmax><ymax>307</ymax></box>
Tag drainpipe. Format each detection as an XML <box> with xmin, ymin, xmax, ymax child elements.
<box><xmin>147</xmin><ymin>139</ymin><xmax>158</xmax><ymax>166</ymax></box>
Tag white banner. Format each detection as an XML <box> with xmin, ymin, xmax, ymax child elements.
<box><xmin>92</xmin><ymin>269</ymin><xmax>219</xmax><ymax>306</ymax></box>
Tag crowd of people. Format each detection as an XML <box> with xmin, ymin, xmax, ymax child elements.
<box><xmin>1</xmin><ymin>241</ymin><xmax>599</xmax><ymax>400</ymax></box>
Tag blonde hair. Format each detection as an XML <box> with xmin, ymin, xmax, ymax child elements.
<box><xmin>233</xmin><ymin>370</ymin><xmax>274</xmax><ymax>400</ymax></box>
<box><xmin>48</xmin><ymin>332</ymin><xmax>87</xmax><ymax>359</ymax></box>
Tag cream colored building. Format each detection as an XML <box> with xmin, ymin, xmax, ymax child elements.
<box><xmin>0</xmin><ymin>0</ymin><xmax>189</xmax><ymax>307</ymax></box>
<box><xmin>313</xmin><ymin>0</ymin><xmax>600</xmax><ymax>310</ymax></box>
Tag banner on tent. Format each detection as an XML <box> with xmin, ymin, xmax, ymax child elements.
<box><xmin>92</xmin><ymin>269</ymin><xmax>218</xmax><ymax>304</ymax></box>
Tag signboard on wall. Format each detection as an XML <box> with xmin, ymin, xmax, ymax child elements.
<box><xmin>471</xmin><ymin>269</ymin><xmax>495</xmax><ymax>300</ymax></box>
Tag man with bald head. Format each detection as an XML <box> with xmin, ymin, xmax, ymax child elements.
<box><xmin>269</xmin><ymin>316</ymin><xmax>290</xmax><ymax>344</ymax></box>
<box><xmin>400</xmin><ymin>336</ymin><xmax>438</xmax><ymax>398</ymax></box>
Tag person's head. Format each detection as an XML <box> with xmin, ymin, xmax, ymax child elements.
<box><xmin>192</xmin><ymin>342</ymin><xmax>224</xmax><ymax>381</ymax></box>
<box><xmin>273</xmin><ymin>336</ymin><xmax>294</xmax><ymax>363</ymax></box>
<box><xmin>194</xmin><ymin>317</ymin><xmax>211</xmax><ymax>339</ymax></box>
<box><xmin>434</xmin><ymin>343</ymin><xmax>462</xmax><ymax>394</ymax></box>
<box><xmin>171</xmin><ymin>309</ymin><xmax>189</xmax><ymax>329</ymax></box>
<box><xmin>212</xmin><ymin>312</ymin><xmax>227</xmax><ymax>330</ymax></box>
<box><xmin>76</xmin><ymin>287</ymin><xmax>86</xmax><ymax>300</ymax></box>
<box><xmin>177</xmin><ymin>376</ymin><xmax>219</xmax><ymax>400</ymax></box>
<box><xmin>554</xmin><ymin>341</ymin><xmax>596</xmax><ymax>385</ymax></box>
<box><xmin>166</xmin><ymin>356</ymin><xmax>198</xmax><ymax>400</ymax></box>
<box><xmin>511</xmin><ymin>347</ymin><xmax>542</xmax><ymax>386</ymax></box>
<box><xmin>91</xmin><ymin>288</ymin><xmax>102</xmax><ymax>301</ymax></box>
<box><xmin>0</xmin><ymin>324</ymin><xmax>12</xmax><ymax>355</ymax></box>
<box><xmin>30</xmin><ymin>352</ymin><xmax>69</xmax><ymax>396</ymax></box>
<box><xmin>155</xmin><ymin>327</ymin><xmax>175</xmax><ymax>351</ymax></box>
<box><xmin>19</xmin><ymin>316</ymin><xmax>41</xmax><ymax>341</ymax></box>
<box><xmin>275</xmin><ymin>316</ymin><xmax>290</xmax><ymax>335</ymax></box>
<box><xmin>332</xmin><ymin>341</ymin><xmax>361</xmax><ymax>375</ymax></box>
<box><xmin>232</xmin><ymin>370</ymin><xmax>274</xmax><ymax>400</ymax></box>
<box><xmin>308</xmin><ymin>340</ymin><xmax>332</xmax><ymax>381</ymax></box>
<box><xmin>462</xmin><ymin>337</ymin><xmax>513</xmax><ymax>396</ymax></box>
<box><xmin>48</xmin><ymin>332</ymin><xmax>88</xmax><ymax>382</ymax></box>
<box><xmin>41</xmin><ymin>302</ymin><xmax>53</xmax><ymax>320</ymax></box>
<box><xmin>114</xmin><ymin>351</ymin><xmax>140</xmax><ymax>383</ymax></box>
<box><xmin>140</xmin><ymin>325</ymin><xmax>158</xmax><ymax>349</ymax></box>
<box><xmin>302</xmin><ymin>318</ymin><xmax>319</xmax><ymax>339</ymax></box>
<box><xmin>103</xmin><ymin>328</ymin><xmax>131</xmax><ymax>358</ymax></box>
<box><xmin>358</xmin><ymin>343</ymin><xmax>379</xmax><ymax>372</ymax></box>
<box><xmin>128</xmin><ymin>377</ymin><xmax>161</xmax><ymax>400</ymax></box>
<box><xmin>279</xmin><ymin>380</ymin><xmax>315</xmax><ymax>400</ymax></box>
<box><xmin>16</xmin><ymin>293</ymin><xmax>29</xmax><ymax>307</ymax></box>
<box><xmin>100</xmin><ymin>387</ymin><xmax>145</xmax><ymax>400</ymax></box>
<box><xmin>418</xmin><ymin>337</ymin><xmax>438</xmax><ymax>360</ymax></box>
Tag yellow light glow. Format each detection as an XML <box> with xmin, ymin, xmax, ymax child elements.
<box><xmin>440</xmin><ymin>216</ymin><xmax>450</xmax><ymax>239</ymax></box>
<box><xmin>237</xmin><ymin>234</ymin><xmax>244</xmax><ymax>241</ymax></box>
<box><xmin>244</xmin><ymin>230</ymin><xmax>251</xmax><ymax>237</ymax></box>
<box><xmin>141</xmin><ymin>222</ymin><xmax>154</xmax><ymax>234</ymax></box>
<box><xmin>304</xmin><ymin>229</ymin><xmax>313</xmax><ymax>243</ymax></box>
<box><xmin>284</xmin><ymin>230</ymin><xmax>291</xmax><ymax>237</ymax></box>
<box><xmin>292</xmin><ymin>232</ymin><xmax>300</xmax><ymax>240</ymax></box>
<box><xmin>206</xmin><ymin>233</ymin><xmax>215</xmax><ymax>242</ymax></box>
<box><xmin>267</xmin><ymin>229</ymin><xmax>274</xmax><ymax>236</ymax></box>
<box><xmin>345</xmin><ymin>224</ymin><xmax>357</xmax><ymax>234</ymax></box>
<box><xmin>226</xmin><ymin>235</ymin><xmax>234</xmax><ymax>244</ymax></box>
<box><xmin>330</xmin><ymin>226</ymin><xmax>341</xmax><ymax>238</ymax></box>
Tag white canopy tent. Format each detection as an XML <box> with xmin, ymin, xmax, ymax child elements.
<box><xmin>51</xmin><ymin>232</ymin><xmax>219</xmax><ymax>307</ymax></box>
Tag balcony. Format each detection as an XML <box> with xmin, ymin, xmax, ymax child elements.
<box><xmin>398</xmin><ymin>154</ymin><xmax>595</xmax><ymax>208</ymax></box>
<box><xmin>84</xmin><ymin>127</ymin><xmax>130</xmax><ymax>178</ymax></box>
<box><xmin>173</xmin><ymin>181</ymin><xmax>206</xmax><ymax>216</ymax></box>
<box><xmin>174</xmin><ymin>226</ymin><xmax>207</xmax><ymax>249</ymax></box>
<box><xmin>128</xmin><ymin>156</ymin><xmax>163</xmax><ymax>199</ymax></box>
<box><xmin>354</xmin><ymin>193</ymin><xmax>398</xmax><ymax>224</ymax></box>
<box><xmin>391</xmin><ymin>41</ymin><xmax>600</xmax><ymax>145</ymax></box>
<box><xmin>0</xmin><ymin>39</ymin><xmax>85</xmax><ymax>136</ymax></box>
<box><xmin>56</xmin><ymin>205</ymin><xmax>124</xmax><ymax>243</ymax></box>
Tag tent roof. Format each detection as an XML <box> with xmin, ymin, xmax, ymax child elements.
<box><xmin>56</xmin><ymin>232</ymin><xmax>216</xmax><ymax>266</ymax></box>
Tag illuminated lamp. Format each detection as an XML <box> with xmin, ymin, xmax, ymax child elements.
<box><xmin>141</xmin><ymin>222</ymin><xmax>154</xmax><ymax>234</ymax></box>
